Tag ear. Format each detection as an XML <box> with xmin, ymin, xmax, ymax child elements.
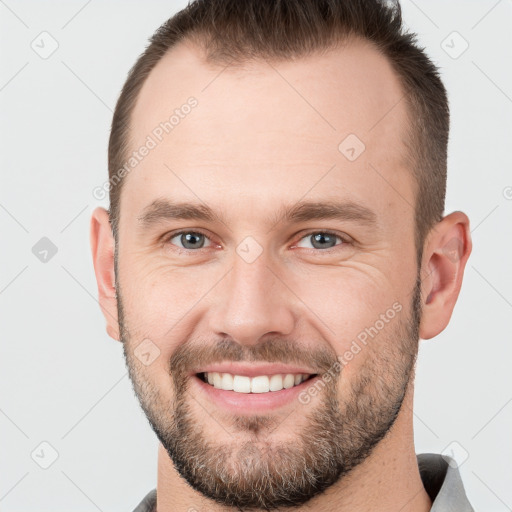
<box><xmin>419</xmin><ymin>211</ymin><xmax>472</xmax><ymax>340</ymax></box>
<box><xmin>90</xmin><ymin>207</ymin><xmax>120</xmax><ymax>341</ymax></box>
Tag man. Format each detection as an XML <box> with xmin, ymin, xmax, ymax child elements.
<box><xmin>90</xmin><ymin>0</ymin><xmax>474</xmax><ymax>510</ymax></box>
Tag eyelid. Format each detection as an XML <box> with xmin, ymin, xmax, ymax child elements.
<box><xmin>162</xmin><ymin>229</ymin><xmax>216</xmax><ymax>251</ymax></box>
<box><xmin>163</xmin><ymin>228</ymin><xmax>352</xmax><ymax>252</ymax></box>
<box><xmin>292</xmin><ymin>229</ymin><xmax>352</xmax><ymax>249</ymax></box>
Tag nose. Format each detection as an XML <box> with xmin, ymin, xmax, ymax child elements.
<box><xmin>208</xmin><ymin>252</ymin><xmax>296</xmax><ymax>347</ymax></box>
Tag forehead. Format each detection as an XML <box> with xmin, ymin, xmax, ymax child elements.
<box><xmin>124</xmin><ymin>38</ymin><xmax>414</xmax><ymax>230</ymax></box>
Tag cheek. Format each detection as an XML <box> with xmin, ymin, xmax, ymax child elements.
<box><xmin>119</xmin><ymin>257</ymin><xmax>214</xmax><ymax>351</ymax></box>
<box><xmin>291</xmin><ymin>265</ymin><xmax>407</xmax><ymax>355</ymax></box>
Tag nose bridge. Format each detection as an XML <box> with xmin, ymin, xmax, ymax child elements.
<box><xmin>210</xmin><ymin>248</ymin><xmax>295</xmax><ymax>345</ymax></box>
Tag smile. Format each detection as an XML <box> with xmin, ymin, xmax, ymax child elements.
<box><xmin>198</xmin><ymin>372</ymin><xmax>317</xmax><ymax>393</ymax></box>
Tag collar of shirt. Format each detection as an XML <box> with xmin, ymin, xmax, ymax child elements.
<box><xmin>131</xmin><ymin>452</ymin><xmax>474</xmax><ymax>512</ymax></box>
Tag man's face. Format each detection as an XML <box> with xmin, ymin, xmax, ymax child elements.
<box><xmin>116</xmin><ymin>39</ymin><xmax>422</xmax><ymax>508</ymax></box>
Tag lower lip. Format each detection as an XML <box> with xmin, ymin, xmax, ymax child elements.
<box><xmin>191</xmin><ymin>374</ymin><xmax>320</xmax><ymax>414</ymax></box>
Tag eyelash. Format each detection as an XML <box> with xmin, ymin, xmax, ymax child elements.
<box><xmin>162</xmin><ymin>229</ymin><xmax>351</xmax><ymax>254</ymax></box>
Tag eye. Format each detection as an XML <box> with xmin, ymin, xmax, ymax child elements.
<box><xmin>163</xmin><ymin>229</ymin><xmax>349</xmax><ymax>253</ymax></box>
<box><xmin>166</xmin><ymin>230</ymin><xmax>213</xmax><ymax>250</ymax></box>
<box><xmin>294</xmin><ymin>230</ymin><xmax>348</xmax><ymax>250</ymax></box>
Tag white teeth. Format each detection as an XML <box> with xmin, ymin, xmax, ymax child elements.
<box><xmin>251</xmin><ymin>375</ymin><xmax>270</xmax><ymax>393</ymax></box>
<box><xmin>202</xmin><ymin>372</ymin><xmax>312</xmax><ymax>393</ymax></box>
<box><xmin>213</xmin><ymin>372</ymin><xmax>222</xmax><ymax>389</ymax></box>
<box><xmin>233</xmin><ymin>375</ymin><xmax>251</xmax><ymax>393</ymax></box>
<box><xmin>269</xmin><ymin>375</ymin><xmax>283</xmax><ymax>392</ymax></box>
<box><xmin>283</xmin><ymin>374</ymin><xmax>295</xmax><ymax>389</ymax></box>
<box><xmin>221</xmin><ymin>373</ymin><xmax>234</xmax><ymax>390</ymax></box>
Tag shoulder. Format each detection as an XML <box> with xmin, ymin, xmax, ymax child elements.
<box><xmin>131</xmin><ymin>488</ymin><xmax>157</xmax><ymax>512</ymax></box>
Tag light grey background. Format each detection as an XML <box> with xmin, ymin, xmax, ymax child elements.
<box><xmin>1</xmin><ymin>1</ymin><xmax>511</xmax><ymax>510</ymax></box>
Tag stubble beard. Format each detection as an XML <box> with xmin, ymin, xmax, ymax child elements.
<box><xmin>119</xmin><ymin>277</ymin><xmax>422</xmax><ymax>510</ymax></box>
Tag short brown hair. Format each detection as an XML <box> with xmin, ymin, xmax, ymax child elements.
<box><xmin>108</xmin><ymin>0</ymin><xmax>449</xmax><ymax>265</ymax></box>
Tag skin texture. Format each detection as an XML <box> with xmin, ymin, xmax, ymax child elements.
<box><xmin>90</xmin><ymin>38</ymin><xmax>472</xmax><ymax>511</ymax></box>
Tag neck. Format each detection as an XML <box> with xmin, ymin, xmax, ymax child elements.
<box><xmin>155</xmin><ymin>383</ymin><xmax>431</xmax><ymax>512</ymax></box>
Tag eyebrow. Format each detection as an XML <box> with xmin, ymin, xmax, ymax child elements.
<box><xmin>137</xmin><ymin>198</ymin><xmax>378</xmax><ymax>230</ymax></box>
<box><xmin>277</xmin><ymin>200</ymin><xmax>377</xmax><ymax>227</ymax></box>
<box><xmin>138</xmin><ymin>199</ymin><xmax>219</xmax><ymax>226</ymax></box>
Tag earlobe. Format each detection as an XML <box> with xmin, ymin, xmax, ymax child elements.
<box><xmin>90</xmin><ymin>206</ymin><xmax>121</xmax><ymax>341</ymax></box>
<box><xmin>419</xmin><ymin>211</ymin><xmax>472</xmax><ymax>340</ymax></box>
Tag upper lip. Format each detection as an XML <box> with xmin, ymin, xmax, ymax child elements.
<box><xmin>192</xmin><ymin>363</ymin><xmax>318</xmax><ymax>378</ymax></box>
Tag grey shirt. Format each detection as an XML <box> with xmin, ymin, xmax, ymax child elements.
<box><xmin>132</xmin><ymin>453</ymin><xmax>474</xmax><ymax>512</ymax></box>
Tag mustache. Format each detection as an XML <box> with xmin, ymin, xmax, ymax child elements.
<box><xmin>169</xmin><ymin>337</ymin><xmax>338</xmax><ymax>378</ymax></box>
